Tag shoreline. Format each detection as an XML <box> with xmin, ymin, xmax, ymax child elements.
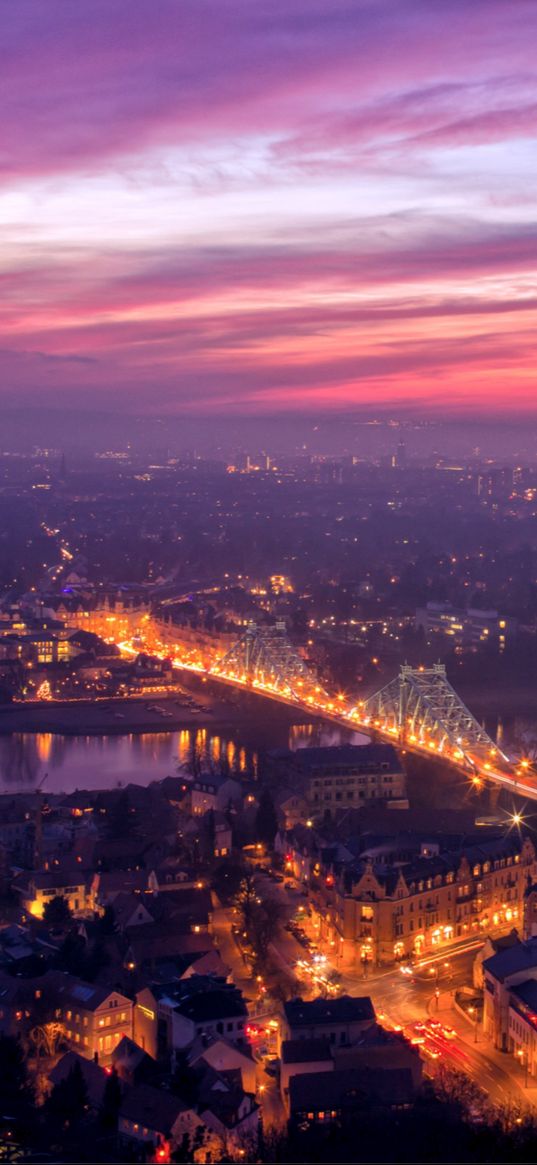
<box><xmin>0</xmin><ymin>693</ymin><xmax>314</xmax><ymax>736</ymax></box>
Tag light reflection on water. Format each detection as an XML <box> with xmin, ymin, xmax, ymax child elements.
<box><xmin>0</xmin><ymin>719</ymin><xmax>363</xmax><ymax>794</ymax></box>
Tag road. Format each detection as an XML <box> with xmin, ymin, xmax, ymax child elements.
<box><xmin>213</xmin><ymin>874</ymin><xmax>537</xmax><ymax>1120</ymax></box>
<box><xmin>348</xmin><ymin>950</ymin><xmax>536</xmax><ymax>1110</ymax></box>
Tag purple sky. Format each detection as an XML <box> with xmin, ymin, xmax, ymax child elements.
<box><xmin>2</xmin><ymin>0</ymin><xmax>537</xmax><ymax>416</ymax></box>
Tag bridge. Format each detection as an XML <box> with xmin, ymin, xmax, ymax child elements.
<box><xmin>119</xmin><ymin>620</ymin><xmax>537</xmax><ymax>799</ymax></box>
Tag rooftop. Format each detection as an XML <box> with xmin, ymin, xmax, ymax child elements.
<box><xmin>281</xmin><ymin>1038</ymin><xmax>332</xmax><ymax>1064</ymax></box>
<box><xmin>272</xmin><ymin>743</ymin><xmax>402</xmax><ymax>772</ymax></box>
<box><xmin>483</xmin><ymin>937</ymin><xmax>537</xmax><ymax>982</ymax></box>
<box><xmin>285</xmin><ymin>994</ymin><xmax>375</xmax><ymax>1028</ymax></box>
<box><xmin>511</xmin><ymin>979</ymin><xmax>537</xmax><ymax>1017</ymax></box>
<box><xmin>289</xmin><ymin>1065</ymin><xmax>415</xmax><ymax>1111</ymax></box>
<box><xmin>119</xmin><ymin>1083</ymin><xmax>190</xmax><ymax>1133</ymax></box>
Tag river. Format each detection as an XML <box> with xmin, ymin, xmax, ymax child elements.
<box><xmin>0</xmin><ymin>719</ymin><xmax>368</xmax><ymax>795</ymax></box>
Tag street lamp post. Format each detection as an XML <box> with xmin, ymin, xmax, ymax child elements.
<box><xmin>516</xmin><ymin>1048</ymin><xmax>529</xmax><ymax>1087</ymax></box>
<box><xmin>468</xmin><ymin>1005</ymin><xmax>479</xmax><ymax>1043</ymax></box>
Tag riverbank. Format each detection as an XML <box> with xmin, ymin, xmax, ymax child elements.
<box><xmin>0</xmin><ymin>691</ymin><xmax>313</xmax><ymax>736</ymax></box>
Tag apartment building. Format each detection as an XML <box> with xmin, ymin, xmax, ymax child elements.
<box><xmin>311</xmin><ymin>833</ymin><xmax>536</xmax><ymax>968</ymax></box>
<box><xmin>268</xmin><ymin>744</ymin><xmax>408</xmax><ymax>820</ymax></box>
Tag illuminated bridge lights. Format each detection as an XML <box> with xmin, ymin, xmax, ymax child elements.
<box><xmin>115</xmin><ymin>631</ymin><xmax>534</xmax><ymax>797</ymax></box>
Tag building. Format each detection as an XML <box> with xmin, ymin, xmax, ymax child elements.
<box><xmin>137</xmin><ymin>977</ymin><xmax>248</xmax><ymax>1056</ymax></box>
<box><xmin>281</xmin><ymin>995</ymin><xmax>376</xmax><ymax>1050</ymax></box>
<box><xmin>12</xmin><ymin>869</ymin><xmax>95</xmax><ymax>919</ymax></box>
<box><xmin>189</xmin><ymin>1037</ymin><xmax>257</xmax><ymax>1094</ymax></box>
<box><xmin>523</xmin><ymin>880</ymin><xmax>537</xmax><ymax>939</ymax></box>
<box><xmin>288</xmin><ymin>1065</ymin><xmax>416</xmax><ymax>1129</ymax></box>
<box><xmin>53</xmin><ymin>976</ymin><xmax>134</xmax><ymax>1064</ymax></box>
<box><xmin>483</xmin><ymin>936</ymin><xmax>537</xmax><ymax>1055</ymax></box>
<box><xmin>473</xmin><ymin>929</ymin><xmax>520</xmax><ymax>989</ymax></box>
<box><xmin>118</xmin><ymin>1083</ymin><xmax>203</xmax><ymax>1157</ymax></box>
<box><xmin>198</xmin><ymin>1074</ymin><xmax>259</xmax><ymax>1156</ymax></box>
<box><xmin>415</xmin><ymin>601</ymin><xmax>516</xmax><ymax>651</ymax></box>
<box><xmin>310</xmin><ymin>833</ymin><xmax>536</xmax><ymax>968</ymax></box>
<box><xmin>0</xmin><ymin>969</ymin><xmax>133</xmax><ymax>1065</ymax></box>
<box><xmin>268</xmin><ymin>744</ymin><xmax>407</xmax><ymax>821</ymax></box>
<box><xmin>189</xmin><ymin>775</ymin><xmax>242</xmax><ymax>817</ymax></box>
<box><xmin>280</xmin><ymin>1038</ymin><xmax>334</xmax><ymax>1109</ymax></box>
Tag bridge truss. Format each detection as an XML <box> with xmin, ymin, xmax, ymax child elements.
<box><xmin>351</xmin><ymin>663</ymin><xmax>509</xmax><ymax>770</ymax></box>
<box><xmin>210</xmin><ymin>620</ymin><xmax>325</xmax><ymax>701</ymax></box>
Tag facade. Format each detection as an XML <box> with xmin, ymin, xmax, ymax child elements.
<box><xmin>415</xmin><ymin>601</ymin><xmax>516</xmax><ymax>650</ymax></box>
<box><xmin>42</xmin><ymin>592</ymin><xmax>150</xmax><ymax>641</ymax></box>
<box><xmin>53</xmin><ymin>977</ymin><xmax>134</xmax><ymax>1064</ymax></box>
<box><xmin>508</xmin><ymin>980</ymin><xmax>537</xmax><ymax>1080</ymax></box>
<box><xmin>483</xmin><ymin>937</ymin><xmax>537</xmax><ymax>1073</ymax></box>
<box><xmin>138</xmin><ymin>977</ymin><xmax>248</xmax><ymax>1055</ymax></box>
<box><xmin>13</xmin><ymin>869</ymin><xmax>95</xmax><ymax>919</ymax></box>
<box><xmin>190</xmin><ymin>776</ymin><xmax>242</xmax><ymax>817</ymax></box>
<box><xmin>309</xmin><ymin>834</ymin><xmax>536</xmax><ymax>968</ymax></box>
<box><xmin>269</xmin><ymin>744</ymin><xmax>407</xmax><ymax>821</ymax></box>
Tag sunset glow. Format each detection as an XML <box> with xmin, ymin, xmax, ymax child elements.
<box><xmin>2</xmin><ymin>0</ymin><xmax>537</xmax><ymax>415</ymax></box>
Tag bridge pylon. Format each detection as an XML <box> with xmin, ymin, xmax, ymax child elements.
<box><xmin>350</xmin><ymin>663</ymin><xmax>508</xmax><ymax>771</ymax></box>
<box><xmin>210</xmin><ymin>620</ymin><xmax>324</xmax><ymax>701</ymax></box>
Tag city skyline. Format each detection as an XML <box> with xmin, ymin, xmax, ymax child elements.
<box><xmin>2</xmin><ymin>0</ymin><xmax>537</xmax><ymax>418</ymax></box>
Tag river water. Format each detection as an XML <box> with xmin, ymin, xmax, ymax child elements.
<box><xmin>0</xmin><ymin>719</ymin><xmax>367</xmax><ymax>795</ymax></box>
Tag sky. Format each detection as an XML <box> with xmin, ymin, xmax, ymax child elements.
<box><xmin>1</xmin><ymin>0</ymin><xmax>537</xmax><ymax>419</ymax></box>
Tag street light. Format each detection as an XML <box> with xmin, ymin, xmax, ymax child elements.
<box><xmin>468</xmin><ymin>1005</ymin><xmax>479</xmax><ymax>1043</ymax></box>
<box><xmin>516</xmin><ymin>1047</ymin><xmax>529</xmax><ymax>1087</ymax></box>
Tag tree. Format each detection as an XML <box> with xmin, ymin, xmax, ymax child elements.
<box><xmin>43</xmin><ymin>895</ymin><xmax>72</xmax><ymax>930</ymax></box>
<box><xmin>97</xmin><ymin>904</ymin><xmax>117</xmax><ymax>936</ymax></box>
<box><xmin>0</xmin><ymin>1035</ymin><xmax>35</xmax><ymax>1120</ymax></box>
<box><xmin>249</xmin><ymin>897</ymin><xmax>286</xmax><ymax>964</ymax></box>
<box><xmin>28</xmin><ymin>1021</ymin><xmax>65</xmax><ymax>1060</ymax></box>
<box><xmin>46</xmin><ymin>1060</ymin><xmax>88</xmax><ymax>1129</ymax></box>
<box><xmin>255</xmin><ymin>790</ymin><xmax>278</xmax><ymax>846</ymax></box>
<box><xmin>57</xmin><ymin>928</ymin><xmax>86</xmax><ymax>976</ymax></box>
<box><xmin>100</xmin><ymin>1067</ymin><xmax>122</xmax><ymax>1132</ymax></box>
<box><xmin>212</xmin><ymin>858</ymin><xmax>245</xmax><ymax>904</ymax></box>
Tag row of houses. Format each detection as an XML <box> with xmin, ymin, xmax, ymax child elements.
<box><xmin>278</xmin><ymin>820</ymin><xmax>537</xmax><ymax>967</ymax></box>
